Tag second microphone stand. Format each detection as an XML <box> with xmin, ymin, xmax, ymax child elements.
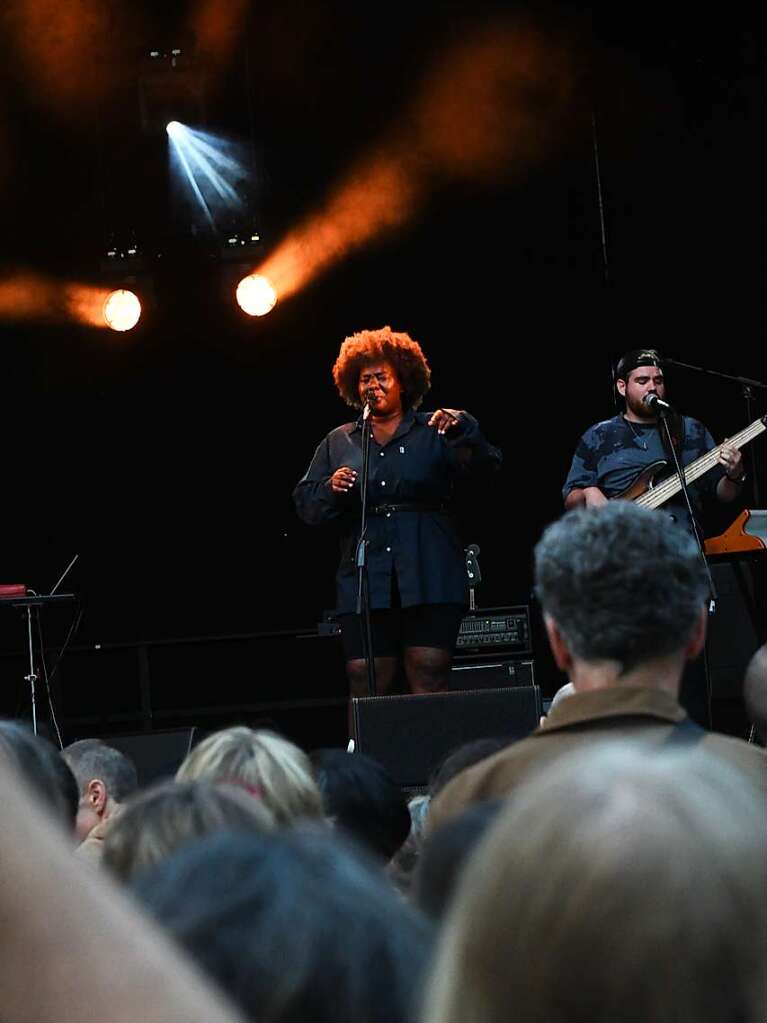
<box><xmin>355</xmin><ymin>404</ymin><xmax>377</xmax><ymax>697</ymax></box>
<box><xmin>657</xmin><ymin>409</ymin><xmax>718</xmax><ymax>611</ymax></box>
<box><xmin>657</xmin><ymin>409</ymin><xmax>717</xmax><ymax>730</ymax></box>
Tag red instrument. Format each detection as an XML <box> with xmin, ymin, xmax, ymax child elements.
<box><xmin>704</xmin><ymin>510</ymin><xmax>767</xmax><ymax>556</ymax></box>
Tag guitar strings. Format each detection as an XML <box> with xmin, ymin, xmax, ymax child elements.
<box><xmin>636</xmin><ymin>420</ymin><xmax>765</xmax><ymax>510</ymax></box>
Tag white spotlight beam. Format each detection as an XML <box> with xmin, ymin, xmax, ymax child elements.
<box><xmin>166</xmin><ymin>122</ymin><xmax>250</xmax><ymax>232</ymax></box>
<box><xmin>168</xmin><ymin>133</ymin><xmax>216</xmax><ymax>230</ymax></box>
<box><xmin>187</xmin><ymin>151</ymin><xmax>242</xmax><ymax>207</ymax></box>
<box><xmin>181</xmin><ymin>129</ymin><xmax>244</xmax><ymax>175</ymax></box>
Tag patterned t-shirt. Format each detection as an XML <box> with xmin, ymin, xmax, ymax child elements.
<box><xmin>562</xmin><ymin>414</ymin><xmax>724</xmax><ymax>529</ymax></box>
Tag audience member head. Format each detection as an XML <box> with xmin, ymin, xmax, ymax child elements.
<box><xmin>133</xmin><ymin>827</ymin><xmax>435</xmax><ymax>1023</ymax></box>
<box><xmin>428</xmin><ymin>738</ymin><xmax>508</xmax><ymax>799</ymax></box>
<box><xmin>0</xmin><ymin>719</ymin><xmax>78</xmax><ymax>831</ymax></box>
<box><xmin>534</xmin><ymin>503</ymin><xmax>709</xmax><ymax>685</ymax></box>
<box><xmin>63</xmin><ymin>738</ymin><xmax>139</xmax><ymax>842</ymax></box>
<box><xmin>413</xmin><ymin>800</ymin><xmax>502</xmax><ymax>921</ymax></box>
<box><xmin>102</xmin><ymin>779</ymin><xmax>275</xmax><ymax>882</ymax></box>
<box><xmin>424</xmin><ymin>741</ymin><xmax>767</xmax><ymax>1023</ymax></box>
<box><xmin>176</xmin><ymin>726</ymin><xmax>323</xmax><ymax>826</ymax></box>
<box><xmin>743</xmin><ymin>644</ymin><xmax>767</xmax><ymax>743</ymax></box>
<box><xmin>311</xmin><ymin>748</ymin><xmax>411</xmax><ymax>861</ymax></box>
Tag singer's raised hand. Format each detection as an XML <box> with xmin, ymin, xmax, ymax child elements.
<box><xmin>428</xmin><ymin>408</ymin><xmax>462</xmax><ymax>435</ymax></box>
<box><xmin>330</xmin><ymin>466</ymin><xmax>358</xmax><ymax>493</ymax></box>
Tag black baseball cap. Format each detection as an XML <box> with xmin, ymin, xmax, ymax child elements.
<box><xmin>615</xmin><ymin>348</ymin><xmax>663</xmax><ymax>381</ymax></box>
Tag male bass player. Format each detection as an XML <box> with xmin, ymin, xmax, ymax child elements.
<box><xmin>562</xmin><ymin>348</ymin><xmax>746</xmax><ymax>729</ymax></box>
<box><xmin>563</xmin><ymin>349</ymin><xmax>745</xmax><ymax>528</ymax></box>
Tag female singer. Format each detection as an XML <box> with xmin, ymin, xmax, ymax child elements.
<box><xmin>294</xmin><ymin>326</ymin><xmax>501</xmax><ymax>697</ymax></box>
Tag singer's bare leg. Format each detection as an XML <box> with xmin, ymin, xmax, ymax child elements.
<box><xmin>347</xmin><ymin>657</ymin><xmax>397</xmax><ymax>741</ymax></box>
<box><xmin>347</xmin><ymin>656</ymin><xmax>397</xmax><ymax>699</ymax></box>
<box><xmin>404</xmin><ymin>646</ymin><xmax>451</xmax><ymax>694</ymax></box>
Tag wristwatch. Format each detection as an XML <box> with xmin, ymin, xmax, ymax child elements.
<box><xmin>726</xmin><ymin>470</ymin><xmax>747</xmax><ymax>485</ymax></box>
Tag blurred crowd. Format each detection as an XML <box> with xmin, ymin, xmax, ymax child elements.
<box><xmin>3</xmin><ymin>502</ymin><xmax>767</xmax><ymax>1023</ymax></box>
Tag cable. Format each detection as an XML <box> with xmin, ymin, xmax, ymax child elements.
<box><xmin>43</xmin><ymin>605</ymin><xmax>84</xmax><ymax>748</ymax></box>
<box><xmin>591</xmin><ymin>110</ymin><xmax>609</xmax><ymax>286</ymax></box>
<box><xmin>47</xmin><ymin>606</ymin><xmax>84</xmax><ymax>688</ymax></box>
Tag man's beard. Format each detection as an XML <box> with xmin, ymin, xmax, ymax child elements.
<box><xmin>626</xmin><ymin>392</ymin><xmax>662</xmax><ymax>420</ymax></box>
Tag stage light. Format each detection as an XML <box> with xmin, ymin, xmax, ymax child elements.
<box><xmin>236</xmin><ymin>274</ymin><xmax>276</xmax><ymax>317</ymax></box>
<box><xmin>103</xmin><ymin>289</ymin><xmax>141</xmax><ymax>332</ymax></box>
<box><xmin>167</xmin><ymin>122</ymin><xmax>250</xmax><ymax>234</ymax></box>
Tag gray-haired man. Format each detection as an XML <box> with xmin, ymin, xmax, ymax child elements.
<box><xmin>430</xmin><ymin>503</ymin><xmax>767</xmax><ymax>830</ymax></box>
<box><xmin>63</xmin><ymin>739</ymin><xmax>138</xmax><ymax>859</ymax></box>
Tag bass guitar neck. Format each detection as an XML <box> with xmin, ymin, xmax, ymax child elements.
<box><xmin>614</xmin><ymin>415</ymin><xmax>767</xmax><ymax>510</ymax></box>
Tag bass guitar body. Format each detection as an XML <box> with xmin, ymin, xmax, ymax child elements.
<box><xmin>612</xmin><ymin>461</ymin><xmax>668</xmax><ymax>502</ymax></box>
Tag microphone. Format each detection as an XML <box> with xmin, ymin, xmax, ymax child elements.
<box><xmin>643</xmin><ymin>393</ymin><xmax>673</xmax><ymax>414</ymax></box>
<box><xmin>362</xmin><ymin>389</ymin><xmax>377</xmax><ymax>420</ymax></box>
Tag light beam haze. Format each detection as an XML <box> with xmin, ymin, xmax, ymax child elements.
<box><xmin>255</xmin><ymin>21</ymin><xmax>574</xmax><ymax>303</ymax></box>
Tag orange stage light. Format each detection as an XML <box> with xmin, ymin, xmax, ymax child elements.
<box><xmin>102</xmin><ymin>289</ymin><xmax>142</xmax><ymax>332</ymax></box>
<box><xmin>0</xmin><ymin>274</ymin><xmax>132</xmax><ymax>330</ymax></box>
<box><xmin>236</xmin><ymin>274</ymin><xmax>277</xmax><ymax>317</ymax></box>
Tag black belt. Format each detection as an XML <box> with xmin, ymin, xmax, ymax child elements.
<box><xmin>368</xmin><ymin>502</ymin><xmax>450</xmax><ymax>516</ymax></box>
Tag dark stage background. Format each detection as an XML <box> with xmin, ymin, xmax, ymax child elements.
<box><xmin>1</xmin><ymin>1</ymin><xmax>766</xmax><ymax>744</ymax></box>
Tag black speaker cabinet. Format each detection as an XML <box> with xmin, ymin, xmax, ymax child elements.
<box><xmin>106</xmin><ymin>729</ymin><xmax>197</xmax><ymax>788</ymax></box>
<box><xmin>351</xmin><ymin>686</ymin><xmax>541</xmax><ymax>788</ymax></box>
<box><xmin>707</xmin><ymin>560</ymin><xmax>763</xmax><ymax>699</ymax></box>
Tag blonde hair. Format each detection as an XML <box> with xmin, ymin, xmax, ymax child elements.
<box><xmin>102</xmin><ymin>780</ymin><xmax>275</xmax><ymax>882</ymax></box>
<box><xmin>423</xmin><ymin>742</ymin><xmax>767</xmax><ymax>1023</ymax></box>
<box><xmin>176</xmin><ymin>727</ymin><xmax>324</xmax><ymax>826</ymax></box>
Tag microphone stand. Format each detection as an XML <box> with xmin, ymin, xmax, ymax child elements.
<box><xmin>24</xmin><ymin>604</ymin><xmax>39</xmax><ymax>735</ymax></box>
<box><xmin>656</xmin><ymin>408</ymin><xmax>718</xmax><ymax>610</ymax></box>
<box><xmin>355</xmin><ymin>403</ymin><xmax>377</xmax><ymax>697</ymax></box>
<box><xmin>663</xmin><ymin>357</ymin><xmax>767</xmax><ymax>505</ymax></box>
<box><xmin>2</xmin><ymin>592</ymin><xmax>77</xmax><ymax>737</ymax></box>
<box><xmin>657</xmin><ymin>407</ymin><xmax>717</xmax><ymax>731</ymax></box>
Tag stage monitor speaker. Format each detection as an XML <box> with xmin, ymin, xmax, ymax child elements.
<box><xmin>105</xmin><ymin>728</ymin><xmax>197</xmax><ymax>788</ymax></box>
<box><xmin>351</xmin><ymin>686</ymin><xmax>541</xmax><ymax>789</ymax></box>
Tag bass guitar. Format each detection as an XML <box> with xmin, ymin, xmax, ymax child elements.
<box><xmin>613</xmin><ymin>415</ymin><xmax>767</xmax><ymax>509</ymax></box>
